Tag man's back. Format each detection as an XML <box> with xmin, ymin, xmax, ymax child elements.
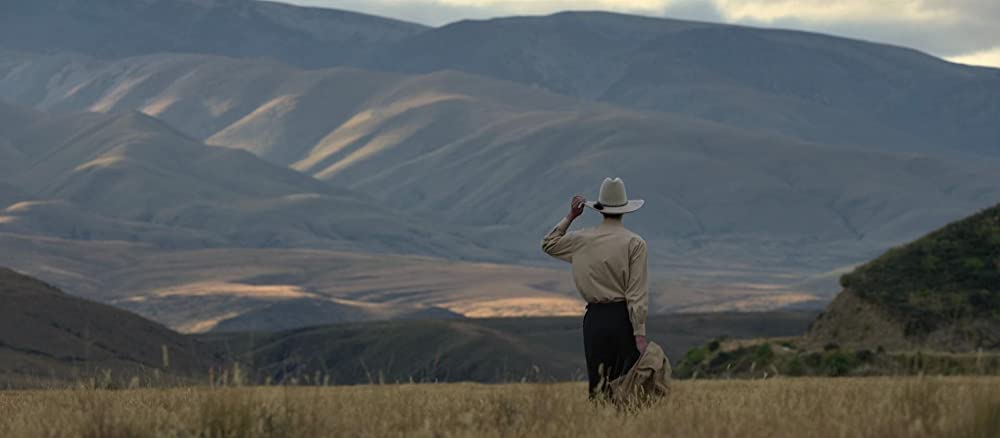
<box><xmin>542</xmin><ymin>217</ymin><xmax>648</xmax><ymax>336</ymax></box>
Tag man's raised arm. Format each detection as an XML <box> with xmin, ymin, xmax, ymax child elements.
<box><xmin>541</xmin><ymin>195</ymin><xmax>586</xmax><ymax>262</ymax></box>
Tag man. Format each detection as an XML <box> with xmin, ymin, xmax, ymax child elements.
<box><xmin>542</xmin><ymin>177</ymin><xmax>649</xmax><ymax>399</ymax></box>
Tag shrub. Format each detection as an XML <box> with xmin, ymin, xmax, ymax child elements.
<box><xmin>684</xmin><ymin>347</ymin><xmax>707</xmax><ymax>364</ymax></box>
<box><xmin>707</xmin><ymin>339</ymin><xmax>721</xmax><ymax>352</ymax></box>
<box><xmin>855</xmin><ymin>350</ymin><xmax>875</xmax><ymax>363</ymax></box>
<box><xmin>825</xmin><ymin>353</ymin><xmax>852</xmax><ymax>377</ymax></box>
<box><xmin>803</xmin><ymin>352</ymin><xmax>823</xmax><ymax>368</ymax></box>
<box><xmin>753</xmin><ymin>344</ymin><xmax>774</xmax><ymax>363</ymax></box>
<box><xmin>783</xmin><ymin>357</ymin><xmax>805</xmax><ymax>377</ymax></box>
<box><xmin>708</xmin><ymin>351</ymin><xmax>734</xmax><ymax>369</ymax></box>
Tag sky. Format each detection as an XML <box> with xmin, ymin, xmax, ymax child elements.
<box><xmin>282</xmin><ymin>0</ymin><xmax>1000</xmax><ymax>68</ymax></box>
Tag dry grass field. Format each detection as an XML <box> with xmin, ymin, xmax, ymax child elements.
<box><xmin>2</xmin><ymin>378</ymin><xmax>999</xmax><ymax>437</ymax></box>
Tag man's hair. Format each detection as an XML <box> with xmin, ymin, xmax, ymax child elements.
<box><xmin>601</xmin><ymin>213</ymin><xmax>624</xmax><ymax>219</ymax></box>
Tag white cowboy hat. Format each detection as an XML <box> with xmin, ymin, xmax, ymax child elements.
<box><xmin>585</xmin><ymin>177</ymin><xmax>644</xmax><ymax>214</ymax></box>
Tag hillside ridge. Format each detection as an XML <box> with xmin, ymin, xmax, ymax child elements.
<box><xmin>805</xmin><ymin>203</ymin><xmax>1000</xmax><ymax>351</ymax></box>
<box><xmin>0</xmin><ymin>267</ymin><xmax>212</xmax><ymax>386</ymax></box>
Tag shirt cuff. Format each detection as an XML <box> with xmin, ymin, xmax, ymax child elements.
<box><xmin>553</xmin><ymin>217</ymin><xmax>572</xmax><ymax>234</ymax></box>
<box><xmin>633</xmin><ymin>323</ymin><xmax>646</xmax><ymax>337</ymax></box>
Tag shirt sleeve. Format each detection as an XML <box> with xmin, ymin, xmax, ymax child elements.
<box><xmin>625</xmin><ymin>237</ymin><xmax>649</xmax><ymax>336</ymax></box>
<box><xmin>541</xmin><ymin>218</ymin><xmax>581</xmax><ymax>263</ymax></box>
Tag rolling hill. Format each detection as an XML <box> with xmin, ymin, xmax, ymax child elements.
<box><xmin>0</xmin><ymin>267</ymin><xmax>211</xmax><ymax>387</ymax></box>
<box><xmin>806</xmin><ymin>203</ymin><xmax>1000</xmax><ymax>351</ymax></box>
<box><xmin>672</xmin><ymin>203</ymin><xmax>999</xmax><ymax>378</ymax></box>
<box><xmin>203</xmin><ymin>319</ymin><xmax>583</xmax><ymax>384</ymax></box>
<box><xmin>199</xmin><ymin>311</ymin><xmax>816</xmax><ymax>384</ymax></box>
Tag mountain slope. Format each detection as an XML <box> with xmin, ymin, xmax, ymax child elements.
<box><xmin>1</xmin><ymin>52</ymin><xmax>997</xmax><ymax>279</ymax></box>
<box><xmin>0</xmin><ymin>100</ymin><xmax>495</xmax><ymax>259</ymax></box>
<box><xmin>0</xmin><ymin>267</ymin><xmax>210</xmax><ymax>386</ymax></box>
<box><xmin>210</xmin><ymin>319</ymin><xmax>581</xmax><ymax>384</ymax></box>
<box><xmin>0</xmin><ymin>182</ymin><xmax>27</xmax><ymax>209</ymax></box>
<box><xmin>0</xmin><ymin>0</ymin><xmax>426</xmax><ymax>67</ymax></box>
<box><xmin>3</xmin><ymin>5</ymin><xmax>996</xmax><ymax>157</ymax></box>
<box><xmin>806</xmin><ymin>203</ymin><xmax>1000</xmax><ymax>351</ymax></box>
<box><xmin>1</xmin><ymin>200</ymin><xmax>225</xmax><ymax>248</ymax></box>
<box><xmin>369</xmin><ymin>12</ymin><xmax>1000</xmax><ymax>156</ymax></box>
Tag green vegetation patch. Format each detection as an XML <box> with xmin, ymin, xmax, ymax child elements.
<box><xmin>839</xmin><ymin>204</ymin><xmax>1000</xmax><ymax>334</ymax></box>
<box><xmin>675</xmin><ymin>339</ymin><xmax>1000</xmax><ymax>379</ymax></box>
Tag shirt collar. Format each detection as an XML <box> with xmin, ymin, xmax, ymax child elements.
<box><xmin>598</xmin><ymin>219</ymin><xmax>625</xmax><ymax>230</ymax></box>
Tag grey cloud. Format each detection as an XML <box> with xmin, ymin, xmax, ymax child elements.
<box><xmin>728</xmin><ymin>15</ymin><xmax>997</xmax><ymax>57</ymax></box>
<box><xmin>288</xmin><ymin>0</ymin><xmax>521</xmax><ymax>26</ymax></box>
<box><xmin>662</xmin><ymin>0</ymin><xmax>723</xmax><ymax>22</ymax></box>
<box><xmin>720</xmin><ymin>0</ymin><xmax>1000</xmax><ymax>57</ymax></box>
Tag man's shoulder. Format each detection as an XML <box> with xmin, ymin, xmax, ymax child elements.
<box><xmin>572</xmin><ymin>226</ymin><xmax>601</xmax><ymax>236</ymax></box>
<box><xmin>628</xmin><ymin>231</ymin><xmax>649</xmax><ymax>252</ymax></box>
<box><xmin>623</xmin><ymin>229</ymin><xmax>647</xmax><ymax>248</ymax></box>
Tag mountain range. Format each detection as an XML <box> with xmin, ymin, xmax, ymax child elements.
<box><xmin>3</xmin><ymin>50</ymin><xmax>997</xmax><ymax>252</ymax></box>
<box><xmin>368</xmin><ymin>12</ymin><xmax>1000</xmax><ymax>157</ymax></box>
<box><xmin>0</xmin><ymin>0</ymin><xmax>997</xmax><ymax>331</ymax></box>
<box><xmin>5</xmin><ymin>1</ymin><xmax>997</xmax><ymax>156</ymax></box>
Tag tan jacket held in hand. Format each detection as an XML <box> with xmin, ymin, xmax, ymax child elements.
<box><xmin>609</xmin><ymin>341</ymin><xmax>672</xmax><ymax>405</ymax></box>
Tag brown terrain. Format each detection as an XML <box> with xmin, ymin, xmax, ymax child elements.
<box><xmin>0</xmin><ymin>268</ymin><xmax>214</xmax><ymax>387</ymax></box>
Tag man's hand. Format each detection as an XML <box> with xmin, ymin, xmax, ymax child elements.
<box><xmin>635</xmin><ymin>335</ymin><xmax>648</xmax><ymax>354</ymax></box>
<box><xmin>568</xmin><ymin>195</ymin><xmax>586</xmax><ymax>221</ymax></box>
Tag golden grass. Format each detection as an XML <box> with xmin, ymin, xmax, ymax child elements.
<box><xmin>2</xmin><ymin>378</ymin><xmax>999</xmax><ymax>437</ymax></box>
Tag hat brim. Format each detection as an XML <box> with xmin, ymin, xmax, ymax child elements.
<box><xmin>585</xmin><ymin>199</ymin><xmax>644</xmax><ymax>214</ymax></box>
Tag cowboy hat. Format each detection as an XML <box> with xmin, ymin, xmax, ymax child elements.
<box><xmin>585</xmin><ymin>177</ymin><xmax>644</xmax><ymax>214</ymax></box>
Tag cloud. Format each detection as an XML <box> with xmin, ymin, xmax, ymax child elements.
<box><xmin>288</xmin><ymin>0</ymin><xmax>669</xmax><ymax>24</ymax></box>
<box><xmin>662</xmin><ymin>0</ymin><xmax>723</xmax><ymax>21</ymax></box>
<box><xmin>712</xmin><ymin>0</ymin><xmax>1000</xmax><ymax>57</ymax></box>
<box><xmin>283</xmin><ymin>0</ymin><xmax>1000</xmax><ymax>67</ymax></box>
<box><xmin>947</xmin><ymin>47</ymin><xmax>1000</xmax><ymax>68</ymax></box>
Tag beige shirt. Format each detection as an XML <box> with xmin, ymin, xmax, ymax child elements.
<box><xmin>541</xmin><ymin>217</ymin><xmax>649</xmax><ymax>336</ymax></box>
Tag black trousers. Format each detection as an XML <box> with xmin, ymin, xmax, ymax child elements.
<box><xmin>583</xmin><ymin>301</ymin><xmax>640</xmax><ymax>398</ymax></box>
